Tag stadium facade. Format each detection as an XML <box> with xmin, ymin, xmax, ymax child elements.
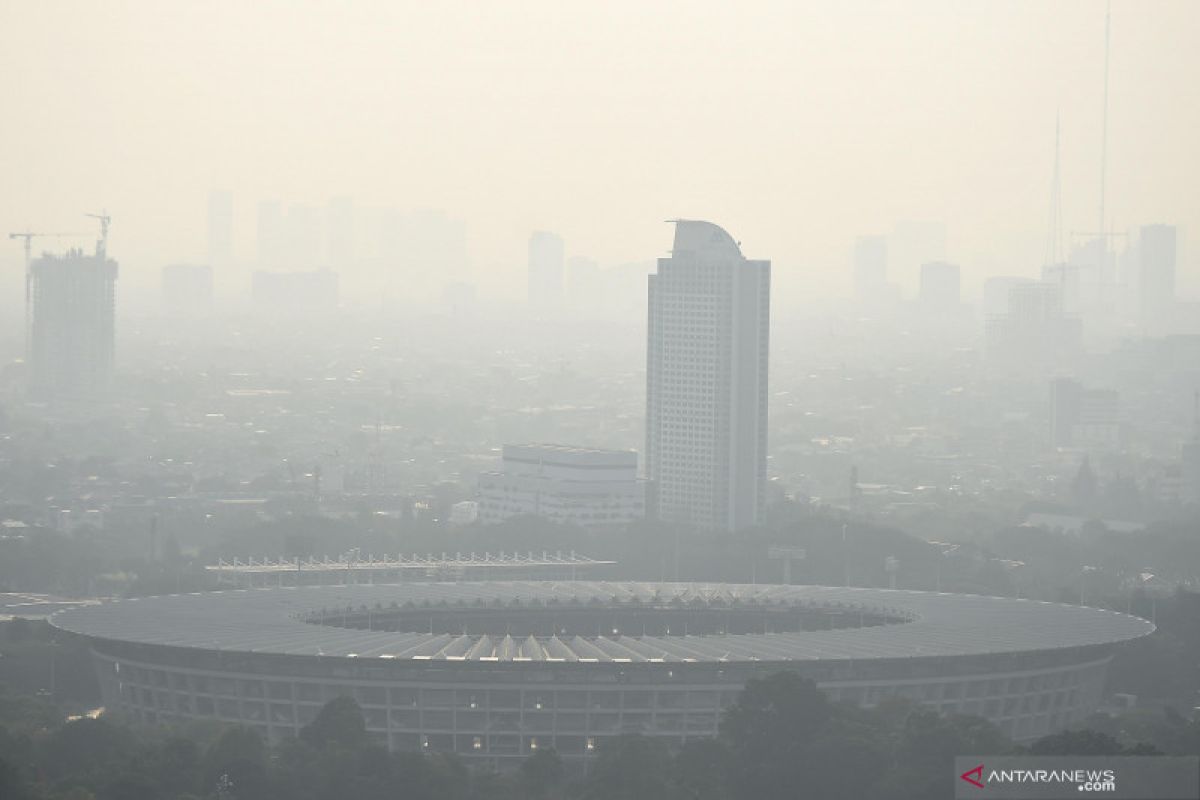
<box><xmin>51</xmin><ymin>582</ymin><xmax>1152</xmax><ymax>766</ymax></box>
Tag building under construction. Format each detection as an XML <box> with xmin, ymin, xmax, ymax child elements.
<box><xmin>30</xmin><ymin>246</ymin><xmax>119</xmax><ymax>399</ymax></box>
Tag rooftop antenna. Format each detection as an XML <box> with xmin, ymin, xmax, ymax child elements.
<box><xmin>85</xmin><ymin>211</ymin><xmax>111</xmax><ymax>258</ymax></box>
<box><xmin>1044</xmin><ymin>112</ymin><xmax>1063</xmax><ymax>267</ymax></box>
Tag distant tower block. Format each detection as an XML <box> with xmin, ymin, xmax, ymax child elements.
<box><xmin>30</xmin><ymin>247</ymin><xmax>119</xmax><ymax>399</ymax></box>
<box><xmin>646</xmin><ymin>220</ymin><xmax>770</xmax><ymax>531</ymax></box>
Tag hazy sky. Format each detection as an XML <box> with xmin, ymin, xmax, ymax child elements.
<box><xmin>2</xmin><ymin>0</ymin><xmax>1198</xmax><ymax>303</ymax></box>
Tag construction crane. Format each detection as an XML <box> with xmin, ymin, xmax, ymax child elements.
<box><xmin>85</xmin><ymin>211</ymin><xmax>111</xmax><ymax>258</ymax></box>
<box><xmin>7</xmin><ymin>230</ymin><xmax>87</xmax><ymax>359</ymax></box>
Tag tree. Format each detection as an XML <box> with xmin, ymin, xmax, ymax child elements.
<box><xmin>719</xmin><ymin>672</ymin><xmax>833</xmax><ymax>800</ymax></box>
<box><xmin>583</xmin><ymin>735</ymin><xmax>673</xmax><ymax>800</ymax></box>
<box><xmin>203</xmin><ymin>726</ymin><xmax>268</xmax><ymax>800</ymax></box>
<box><xmin>1030</xmin><ymin>728</ymin><xmax>1153</xmax><ymax>756</ymax></box>
<box><xmin>39</xmin><ymin>717</ymin><xmax>138</xmax><ymax>783</ymax></box>
<box><xmin>673</xmin><ymin>738</ymin><xmax>733</xmax><ymax>800</ymax></box>
<box><xmin>300</xmin><ymin>695</ymin><xmax>368</xmax><ymax>750</ymax></box>
<box><xmin>519</xmin><ymin>747</ymin><xmax>564</xmax><ymax>799</ymax></box>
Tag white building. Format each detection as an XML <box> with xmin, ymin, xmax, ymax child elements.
<box><xmin>477</xmin><ymin>445</ymin><xmax>644</xmax><ymax>528</ymax></box>
<box><xmin>646</xmin><ymin>220</ymin><xmax>770</xmax><ymax>531</ymax></box>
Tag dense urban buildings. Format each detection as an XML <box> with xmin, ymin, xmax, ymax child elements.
<box><xmin>646</xmin><ymin>220</ymin><xmax>770</xmax><ymax>531</ymax></box>
<box><xmin>477</xmin><ymin>444</ymin><xmax>644</xmax><ymax>528</ymax></box>
<box><xmin>29</xmin><ymin>247</ymin><xmax>119</xmax><ymax>399</ymax></box>
<box><xmin>51</xmin><ymin>581</ymin><xmax>1153</xmax><ymax>766</ymax></box>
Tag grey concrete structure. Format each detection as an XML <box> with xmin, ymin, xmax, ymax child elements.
<box><xmin>646</xmin><ymin>221</ymin><xmax>770</xmax><ymax>531</ymax></box>
<box><xmin>53</xmin><ymin>582</ymin><xmax>1151</xmax><ymax>766</ymax></box>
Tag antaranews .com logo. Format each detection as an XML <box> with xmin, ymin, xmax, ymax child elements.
<box><xmin>960</xmin><ymin>762</ymin><xmax>1116</xmax><ymax>793</ymax></box>
<box><xmin>954</xmin><ymin>756</ymin><xmax>1199</xmax><ymax>799</ymax></box>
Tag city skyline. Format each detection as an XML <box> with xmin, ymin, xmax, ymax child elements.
<box><xmin>2</xmin><ymin>1</ymin><xmax>1198</xmax><ymax>307</ymax></box>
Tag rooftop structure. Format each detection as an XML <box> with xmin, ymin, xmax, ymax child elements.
<box><xmin>53</xmin><ymin>581</ymin><xmax>1152</xmax><ymax>762</ymax></box>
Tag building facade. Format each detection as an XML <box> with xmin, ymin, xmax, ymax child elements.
<box><xmin>52</xmin><ymin>582</ymin><xmax>1154</xmax><ymax>768</ymax></box>
<box><xmin>477</xmin><ymin>444</ymin><xmax>644</xmax><ymax>528</ymax></box>
<box><xmin>646</xmin><ymin>220</ymin><xmax>770</xmax><ymax>531</ymax></box>
<box><xmin>30</xmin><ymin>249</ymin><xmax>119</xmax><ymax>399</ymax></box>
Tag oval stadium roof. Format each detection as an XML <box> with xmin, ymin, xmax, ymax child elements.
<box><xmin>50</xmin><ymin>582</ymin><xmax>1153</xmax><ymax>664</ymax></box>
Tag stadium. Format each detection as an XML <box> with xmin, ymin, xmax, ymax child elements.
<box><xmin>50</xmin><ymin>581</ymin><xmax>1153</xmax><ymax>766</ymax></box>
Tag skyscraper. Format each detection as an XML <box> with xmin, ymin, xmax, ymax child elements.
<box><xmin>646</xmin><ymin>220</ymin><xmax>770</xmax><ymax>531</ymax></box>
<box><xmin>30</xmin><ymin>248</ymin><xmax>119</xmax><ymax>399</ymax></box>
<box><xmin>528</xmin><ymin>231</ymin><xmax>564</xmax><ymax>307</ymax></box>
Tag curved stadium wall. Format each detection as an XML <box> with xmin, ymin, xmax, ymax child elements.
<box><xmin>50</xmin><ymin>581</ymin><xmax>1153</xmax><ymax>765</ymax></box>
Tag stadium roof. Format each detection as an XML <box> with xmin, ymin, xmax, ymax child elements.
<box><xmin>50</xmin><ymin>582</ymin><xmax>1153</xmax><ymax>664</ymax></box>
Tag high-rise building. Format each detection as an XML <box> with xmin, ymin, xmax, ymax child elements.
<box><xmin>30</xmin><ymin>248</ymin><xmax>119</xmax><ymax>398</ymax></box>
<box><xmin>528</xmin><ymin>231</ymin><xmax>564</xmax><ymax>306</ymax></box>
<box><xmin>207</xmin><ymin>190</ymin><xmax>233</xmax><ymax>270</ymax></box>
<box><xmin>1139</xmin><ymin>224</ymin><xmax>1176</xmax><ymax>330</ymax></box>
<box><xmin>985</xmin><ymin>281</ymin><xmax>1082</xmax><ymax>373</ymax></box>
<box><xmin>853</xmin><ymin>235</ymin><xmax>888</xmax><ymax>304</ymax></box>
<box><xmin>982</xmin><ymin>276</ymin><xmax>1034</xmax><ymax>318</ymax></box>
<box><xmin>646</xmin><ymin>220</ymin><xmax>770</xmax><ymax>531</ymax></box>
<box><xmin>919</xmin><ymin>261</ymin><xmax>961</xmax><ymax>309</ymax></box>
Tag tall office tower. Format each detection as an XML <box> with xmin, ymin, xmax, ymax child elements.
<box><xmin>207</xmin><ymin>190</ymin><xmax>233</xmax><ymax>270</ymax></box>
<box><xmin>985</xmin><ymin>282</ymin><xmax>1082</xmax><ymax>374</ymax></box>
<box><xmin>646</xmin><ymin>220</ymin><xmax>770</xmax><ymax>531</ymax></box>
<box><xmin>919</xmin><ymin>261</ymin><xmax>961</xmax><ymax>309</ymax></box>
<box><xmin>528</xmin><ymin>231</ymin><xmax>564</xmax><ymax>306</ymax></box>
<box><xmin>982</xmin><ymin>276</ymin><xmax>1034</xmax><ymax>318</ymax></box>
<box><xmin>1139</xmin><ymin>224</ymin><xmax>1177</xmax><ymax>331</ymax></box>
<box><xmin>30</xmin><ymin>248</ymin><xmax>119</xmax><ymax>399</ymax></box>
<box><xmin>852</xmin><ymin>235</ymin><xmax>888</xmax><ymax>303</ymax></box>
